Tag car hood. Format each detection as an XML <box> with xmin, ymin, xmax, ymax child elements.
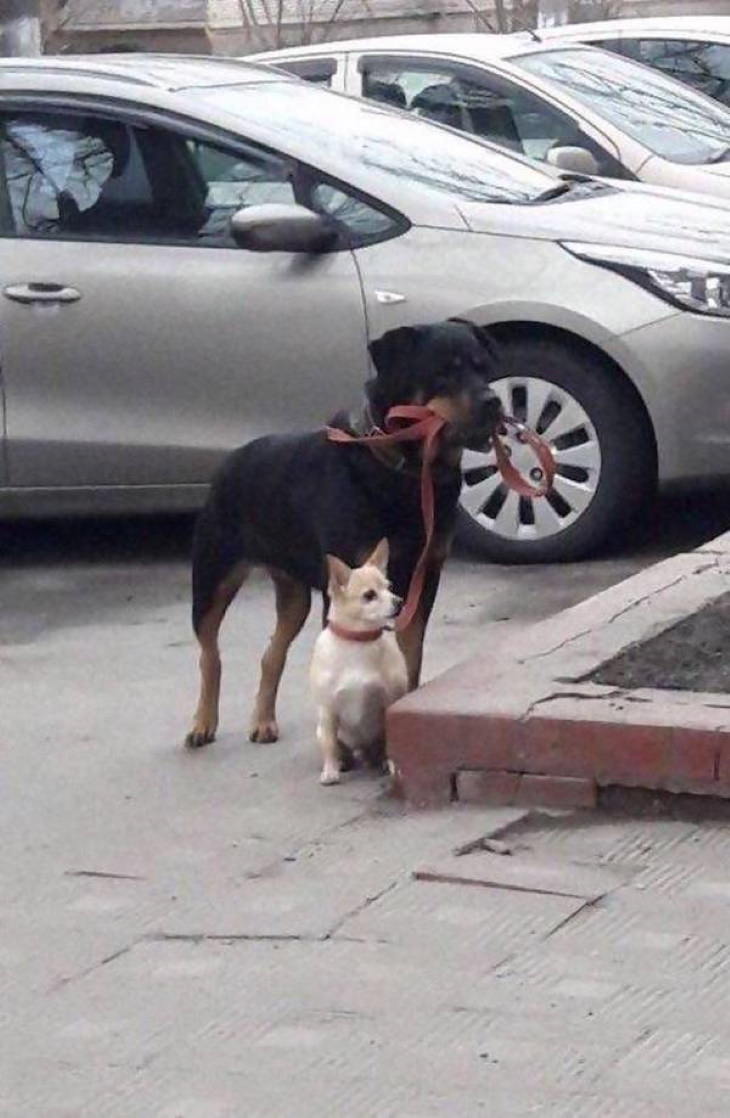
<box><xmin>459</xmin><ymin>181</ymin><xmax>730</xmax><ymax>262</ymax></box>
<box><xmin>702</xmin><ymin>159</ymin><xmax>730</xmax><ymax>180</ymax></box>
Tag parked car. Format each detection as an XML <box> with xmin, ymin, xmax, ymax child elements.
<box><xmin>252</xmin><ymin>33</ymin><xmax>730</xmax><ymax>199</ymax></box>
<box><xmin>2</xmin><ymin>56</ymin><xmax>730</xmax><ymax>563</ymax></box>
<box><xmin>528</xmin><ymin>16</ymin><xmax>730</xmax><ymax>107</ymax></box>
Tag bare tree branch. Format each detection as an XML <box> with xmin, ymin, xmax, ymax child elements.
<box><xmin>459</xmin><ymin>0</ymin><xmax>496</xmax><ymax>34</ymax></box>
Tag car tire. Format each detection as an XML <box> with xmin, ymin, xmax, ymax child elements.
<box><xmin>457</xmin><ymin>333</ymin><xmax>656</xmax><ymax>564</ymax></box>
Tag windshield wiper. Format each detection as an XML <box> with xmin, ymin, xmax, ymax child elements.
<box><xmin>530</xmin><ymin>174</ymin><xmax>612</xmax><ymax>205</ymax></box>
<box><xmin>530</xmin><ymin>181</ymin><xmax>574</xmax><ymax>203</ymax></box>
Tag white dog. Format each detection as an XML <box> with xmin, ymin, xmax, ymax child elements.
<box><xmin>310</xmin><ymin>539</ymin><xmax>408</xmax><ymax>785</ymax></box>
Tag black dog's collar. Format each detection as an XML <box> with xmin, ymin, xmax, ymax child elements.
<box><xmin>340</xmin><ymin>403</ymin><xmax>410</xmax><ymax>473</ymax></box>
<box><xmin>332</xmin><ymin>402</ymin><xmax>463</xmax><ymax>481</ymax></box>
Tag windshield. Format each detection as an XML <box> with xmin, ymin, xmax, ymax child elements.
<box><xmin>514</xmin><ymin>47</ymin><xmax>730</xmax><ymax>165</ymax></box>
<box><xmin>196</xmin><ymin>81</ymin><xmax>553</xmax><ymax>204</ymax></box>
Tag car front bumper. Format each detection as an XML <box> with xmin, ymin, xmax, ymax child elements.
<box><xmin>616</xmin><ymin>311</ymin><xmax>730</xmax><ymax>484</ymax></box>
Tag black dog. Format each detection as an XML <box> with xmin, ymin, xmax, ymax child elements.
<box><xmin>185</xmin><ymin>320</ymin><xmax>503</xmax><ymax>750</ymax></box>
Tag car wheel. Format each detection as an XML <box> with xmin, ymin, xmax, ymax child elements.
<box><xmin>458</xmin><ymin>334</ymin><xmax>656</xmax><ymax>563</ymax></box>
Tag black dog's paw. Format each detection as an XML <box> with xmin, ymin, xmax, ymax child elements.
<box><xmin>185</xmin><ymin>727</ymin><xmax>215</xmax><ymax>749</ymax></box>
<box><xmin>250</xmin><ymin>720</ymin><xmax>279</xmax><ymax>744</ymax></box>
<box><xmin>338</xmin><ymin>743</ymin><xmax>357</xmax><ymax>772</ymax></box>
<box><xmin>363</xmin><ymin>741</ymin><xmax>387</xmax><ymax>771</ymax></box>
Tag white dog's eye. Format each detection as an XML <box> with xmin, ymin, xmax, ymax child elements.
<box><xmin>362</xmin><ymin>590</ymin><xmax>377</xmax><ymax>603</ymax></box>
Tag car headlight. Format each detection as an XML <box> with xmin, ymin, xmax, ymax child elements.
<box><xmin>561</xmin><ymin>241</ymin><xmax>730</xmax><ymax>317</ymax></box>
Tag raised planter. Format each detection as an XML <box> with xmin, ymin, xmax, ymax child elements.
<box><xmin>387</xmin><ymin>531</ymin><xmax>730</xmax><ymax>809</ymax></box>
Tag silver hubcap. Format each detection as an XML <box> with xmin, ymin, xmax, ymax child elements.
<box><xmin>460</xmin><ymin>375</ymin><xmax>602</xmax><ymax>542</ymax></box>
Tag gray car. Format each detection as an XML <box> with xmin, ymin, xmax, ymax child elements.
<box><xmin>2</xmin><ymin>54</ymin><xmax>730</xmax><ymax>563</ymax></box>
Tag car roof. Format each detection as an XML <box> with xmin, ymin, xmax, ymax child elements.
<box><xmin>0</xmin><ymin>53</ymin><xmax>287</xmax><ymax>91</ymax></box>
<box><xmin>531</xmin><ymin>16</ymin><xmax>730</xmax><ymax>41</ymax></box>
<box><xmin>251</xmin><ymin>32</ymin><xmax>558</xmax><ymax>63</ymax></box>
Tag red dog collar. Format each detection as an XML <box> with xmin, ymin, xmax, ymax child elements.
<box><xmin>328</xmin><ymin>621</ymin><xmax>384</xmax><ymax>643</ymax></box>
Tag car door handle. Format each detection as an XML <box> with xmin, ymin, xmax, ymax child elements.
<box><xmin>3</xmin><ymin>282</ymin><xmax>81</xmax><ymax>305</ymax></box>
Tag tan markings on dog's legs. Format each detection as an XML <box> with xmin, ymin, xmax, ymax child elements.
<box><xmin>317</xmin><ymin>707</ymin><xmax>341</xmax><ymax>785</ymax></box>
<box><xmin>185</xmin><ymin>564</ymin><xmax>249</xmax><ymax>749</ymax></box>
<box><xmin>250</xmin><ymin>570</ymin><xmax>311</xmax><ymax>743</ymax></box>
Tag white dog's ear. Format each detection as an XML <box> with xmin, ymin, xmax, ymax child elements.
<box><xmin>365</xmin><ymin>538</ymin><xmax>389</xmax><ymax>573</ymax></box>
<box><xmin>326</xmin><ymin>554</ymin><xmax>351</xmax><ymax>592</ymax></box>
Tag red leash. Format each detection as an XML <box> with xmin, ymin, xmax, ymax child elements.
<box><xmin>327</xmin><ymin>405</ymin><xmax>445</xmax><ymax>632</ymax></box>
<box><xmin>326</xmin><ymin>406</ymin><xmax>555</xmax><ymax>631</ymax></box>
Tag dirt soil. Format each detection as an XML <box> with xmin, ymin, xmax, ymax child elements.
<box><xmin>592</xmin><ymin>591</ymin><xmax>730</xmax><ymax>694</ymax></box>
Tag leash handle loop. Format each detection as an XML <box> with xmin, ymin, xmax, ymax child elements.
<box><xmin>491</xmin><ymin>415</ymin><xmax>556</xmax><ymax>499</ymax></box>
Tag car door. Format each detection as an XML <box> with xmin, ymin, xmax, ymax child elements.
<box><xmin>354</xmin><ymin>54</ymin><xmax>627</xmax><ymax>179</ymax></box>
<box><xmin>0</xmin><ymin>102</ymin><xmax>369</xmax><ymax>490</ymax></box>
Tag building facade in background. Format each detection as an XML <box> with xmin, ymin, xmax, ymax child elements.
<box><xmin>32</xmin><ymin>0</ymin><xmax>730</xmax><ymax>56</ymax></box>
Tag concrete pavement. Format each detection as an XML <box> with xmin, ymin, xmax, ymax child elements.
<box><xmin>2</xmin><ymin>494</ymin><xmax>730</xmax><ymax>1115</ymax></box>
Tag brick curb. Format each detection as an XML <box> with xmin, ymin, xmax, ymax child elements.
<box><xmin>387</xmin><ymin>531</ymin><xmax>730</xmax><ymax>809</ymax></box>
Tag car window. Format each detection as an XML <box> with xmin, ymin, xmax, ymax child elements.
<box><xmin>190</xmin><ymin>129</ymin><xmax>402</xmax><ymax>247</ymax></box>
<box><xmin>516</xmin><ymin>47</ymin><xmax>730</xmax><ymax>165</ymax></box>
<box><xmin>197</xmin><ymin>81</ymin><xmax>556</xmax><ymax>205</ymax></box>
<box><xmin>0</xmin><ymin>109</ymin><xmax>297</xmax><ymax>245</ymax></box>
<box><xmin>2</xmin><ymin>113</ymin><xmax>132</xmax><ymax>235</ymax></box>
<box><xmin>588</xmin><ymin>38</ymin><xmax>624</xmax><ymax>56</ymax></box>
<box><xmin>361</xmin><ymin>58</ymin><xmax>624</xmax><ymax>175</ymax></box>
<box><xmin>186</xmin><ymin>137</ymin><xmax>296</xmax><ymax>243</ymax></box>
<box><xmin>273</xmin><ymin>56</ymin><xmax>336</xmax><ymax>86</ymax></box>
<box><xmin>618</xmin><ymin>38</ymin><xmax>730</xmax><ymax>107</ymax></box>
<box><xmin>306</xmin><ymin>180</ymin><xmax>400</xmax><ymax>243</ymax></box>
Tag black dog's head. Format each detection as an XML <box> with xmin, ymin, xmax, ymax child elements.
<box><xmin>367</xmin><ymin>320</ymin><xmax>503</xmax><ymax>451</ymax></box>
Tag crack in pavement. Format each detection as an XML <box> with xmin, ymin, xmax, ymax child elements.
<box><xmin>323</xmin><ymin>878</ymin><xmax>401</xmax><ymax>940</ymax></box>
<box><xmin>64</xmin><ymin>869</ymin><xmax>145</xmax><ymax>881</ymax></box>
<box><xmin>520</xmin><ymin>689</ymin><xmax>626</xmax><ymax>721</ymax></box>
<box><xmin>543</xmin><ymin>894</ymin><xmax>605</xmax><ymax>940</ymax></box>
<box><xmin>520</xmin><ymin>567</ymin><xmax>704</xmax><ymax>664</ymax></box>
<box><xmin>48</xmin><ymin>923</ymin><xmax>397</xmax><ymax>992</ymax></box>
<box><xmin>413</xmin><ymin>869</ymin><xmax>596</xmax><ymax>901</ymax></box>
<box><xmin>48</xmin><ymin>941</ymin><xmax>140</xmax><ymax>994</ymax></box>
<box><xmin>147</xmin><ymin>932</ymin><xmax>317</xmax><ymax>944</ymax></box>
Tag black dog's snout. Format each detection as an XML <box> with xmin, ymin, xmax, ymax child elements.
<box><xmin>478</xmin><ymin>392</ymin><xmax>503</xmax><ymax>429</ymax></box>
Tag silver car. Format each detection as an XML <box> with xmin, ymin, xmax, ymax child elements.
<box><xmin>2</xmin><ymin>54</ymin><xmax>730</xmax><ymax>563</ymax></box>
<box><xmin>253</xmin><ymin>33</ymin><xmax>730</xmax><ymax>200</ymax></box>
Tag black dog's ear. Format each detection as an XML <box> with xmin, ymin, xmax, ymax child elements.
<box><xmin>367</xmin><ymin>326</ymin><xmax>426</xmax><ymax>416</ymax></box>
<box><xmin>448</xmin><ymin>317</ymin><xmax>501</xmax><ymax>372</ymax></box>
<box><xmin>368</xmin><ymin>325</ymin><xmax>420</xmax><ymax>377</ymax></box>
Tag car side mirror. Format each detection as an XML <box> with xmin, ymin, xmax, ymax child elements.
<box><xmin>546</xmin><ymin>145</ymin><xmax>600</xmax><ymax>176</ymax></box>
<box><xmin>230</xmin><ymin>203</ymin><xmax>338</xmax><ymax>253</ymax></box>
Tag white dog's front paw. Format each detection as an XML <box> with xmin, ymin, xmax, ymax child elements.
<box><xmin>320</xmin><ymin>765</ymin><xmax>341</xmax><ymax>786</ymax></box>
